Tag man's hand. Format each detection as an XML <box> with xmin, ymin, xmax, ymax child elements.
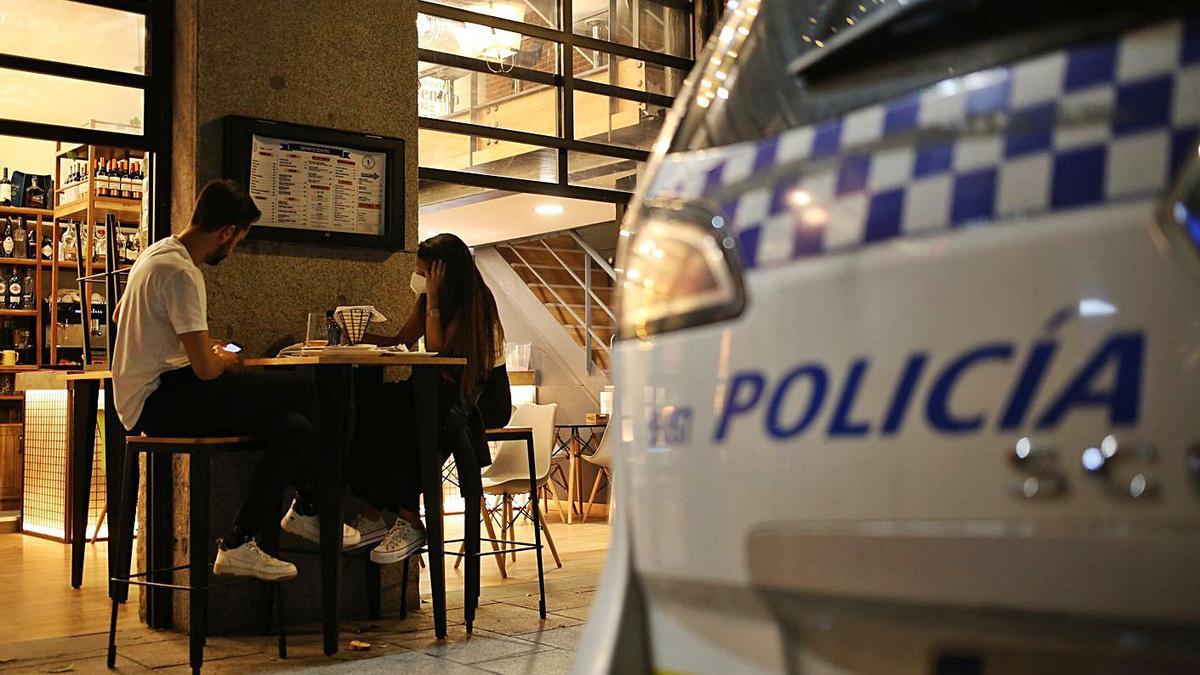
<box><xmin>180</xmin><ymin>331</ymin><xmax>235</xmax><ymax>380</ymax></box>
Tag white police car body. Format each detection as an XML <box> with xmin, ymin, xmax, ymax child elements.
<box><xmin>575</xmin><ymin>1</ymin><xmax>1200</xmax><ymax>673</ymax></box>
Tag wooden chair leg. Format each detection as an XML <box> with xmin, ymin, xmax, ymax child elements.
<box><xmin>480</xmin><ymin>499</ymin><xmax>506</xmax><ymax>578</ymax></box>
<box><xmin>499</xmin><ymin>496</ymin><xmax>510</xmax><ymax>562</ymax></box>
<box><xmin>91</xmin><ymin>503</ymin><xmax>108</xmax><ymax>544</ymax></box>
<box><xmin>606</xmin><ymin>469</ymin><xmax>614</xmax><ymax>524</ymax></box>
<box><xmin>583</xmin><ymin>470</ymin><xmax>606</xmax><ymax>523</ymax></box>
<box><xmin>538</xmin><ymin>511</ymin><xmax>563</xmax><ymax>568</ymax></box>
<box><xmin>505</xmin><ymin>495</ymin><xmax>517</xmax><ymax>563</ymax></box>
<box><xmin>548</xmin><ymin>465</ymin><xmax>569</xmax><ymax>523</ymax></box>
<box><xmin>454</xmin><ymin>540</ymin><xmax>467</xmax><ymax>570</ymax></box>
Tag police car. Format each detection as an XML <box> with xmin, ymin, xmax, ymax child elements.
<box><xmin>575</xmin><ymin>0</ymin><xmax>1200</xmax><ymax>672</ymax></box>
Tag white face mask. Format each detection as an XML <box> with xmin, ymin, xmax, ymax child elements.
<box><xmin>410</xmin><ymin>272</ymin><xmax>427</xmax><ymax>295</ymax></box>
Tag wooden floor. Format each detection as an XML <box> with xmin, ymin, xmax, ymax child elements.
<box><xmin>0</xmin><ymin>512</ymin><xmax>612</xmax><ymax>648</ymax></box>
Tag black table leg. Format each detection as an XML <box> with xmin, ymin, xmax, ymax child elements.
<box><xmin>102</xmin><ymin>384</ymin><xmax>128</xmax><ymax>601</ymax></box>
<box><xmin>412</xmin><ymin>365</ymin><xmax>446</xmax><ymax>640</ymax></box>
<box><xmin>315</xmin><ymin>364</ymin><xmax>352</xmax><ymax>656</ymax></box>
<box><xmin>69</xmin><ymin>380</ymin><xmax>100</xmax><ymax>589</ymax></box>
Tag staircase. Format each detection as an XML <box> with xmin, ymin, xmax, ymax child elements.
<box><xmin>494</xmin><ymin>231</ymin><xmax>616</xmax><ymax>373</ymax></box>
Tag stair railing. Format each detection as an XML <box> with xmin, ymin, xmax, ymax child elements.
<box><xmin>496</xmin><ymin>229</ymin><xmax>616</xmax><ymax>374</ymax></box>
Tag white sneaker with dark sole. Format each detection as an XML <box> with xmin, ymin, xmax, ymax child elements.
<box><xmin>281</xmin><ymin>501</ymin><xmax>362</xmax><ymax>549</ymax></box>
<box><xmin>213</xmin><ymin>540</ymin><xmax>297</xmax><ymax>581</ymax></box>
<box><xmin>370</xmin><ymin>519</ymin><xmax>426</xmax><ymax>565</ymax></box>
<box><xmin>349</xmin><ymin>513</ymin><xmax>388</xmax><ymax>546</ymax></box>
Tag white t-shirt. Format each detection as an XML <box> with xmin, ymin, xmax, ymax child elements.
<box><xmin>112</xmin><ymin>236</ymin><xmax>208</xmax><ymax>430</ymax></box>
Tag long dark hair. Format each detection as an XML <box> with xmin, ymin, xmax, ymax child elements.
<box><xmin>418</xmin><ymin>233</ymin><xmax>503</xmax><ymax>399</ymax></box>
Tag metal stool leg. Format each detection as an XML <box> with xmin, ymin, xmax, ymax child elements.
<box><xmin>399</xmin><ymin>557</ymin><xmax>410</xmax><ymax>619</ymax></box>
<box><xmin>107</xmin><ymin>441</ymin><xmax>138</xmax><ymax>669</ymax></box>
<box><xmin>527</xmin><ymin>436</ymin><xmax>547</xmax><ymax>619</ymax></box>
<box><xmin>367</xmin><ymin>559</ymin><xmax>381</xmax><ymax>620</ymax></box>
<box><xmin>276</xmin><ymin>583</ymin><xmax>288</xmax><ymax>659</ymax></box>
<box><xmin>464</xmin><ymin>490</ymin><xmax>481</xmax><ymax>633</ymax></box>
<box><xmin>189</xmin><ymin>452</ymin><xmax>211</xmax><ymax>674</ymax></box>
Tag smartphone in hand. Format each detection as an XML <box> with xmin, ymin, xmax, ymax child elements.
<box><xmin>222</xmin><ymin>342</ymin><xmax>244</xmax><ymax>354</ymax></box>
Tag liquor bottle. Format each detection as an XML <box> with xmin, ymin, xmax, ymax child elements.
<box><xmin>13</xmin><ymin>218</ymin><xmax>27</xmax><ymax>259</ymax></box>
<box><xmin>2</xmin><ymin>218</ymin><xmax>14</xmax><ymax>258</ymax></box>
<box><xmin>21</xmin><ymin>270</ymin><xmax>33</xmax><ymax>310</ymax></box>
<box><xmin>131</xmin><ymin>161</ymin><xmax>143</xmax><ymax>200</ymax></box>
<box><xmin>109</xmin><ymin>160</ymin><xmax>120</xmax><ymax>199</ymax></box>
<box><xmin>25</xmin><ymin>176</ymin><xmax>46</xmax><ymax>209</ymax></box>
<box><xmin>0</xmin><ymin>168</ymin><xmax>12</xmax><ymax>206</ymax></box>
<box><xmin>115</xmin><ymin>231</ymin><xmax>127</xmax><ymax>263</ymax></box>
<box><xmin>94</xmin><ymin>159</ymin><xmax>107</xmax><ymax>197</ymax></box>
<box><xmin>42</xmin><ymin>231</ymin><xmax>54</xmax><ymax>261</ymax></box>
<box><xmin>25</xmin><ymin>222</ymin><xmax>37</xmax><ymax>260</ymax></box>
<box><xmin>94</xmin><ymin>226</ymin><xmax>106</xmax><ymax>262</ymax></box>
<box><xmin>7</xmin><ymin>268</ymin><xmax>20</xmax><ymax>310</ymax></box>
<box><xmin>115</xmin><ymin>160</ymin><xmax>126</xmax><ymax>199</ymax></box>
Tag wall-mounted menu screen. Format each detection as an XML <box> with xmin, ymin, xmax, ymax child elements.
<box><xmin>224</xmin><ymin>116</ymin><xmax>405</xmax><ymax>249</ymax></box>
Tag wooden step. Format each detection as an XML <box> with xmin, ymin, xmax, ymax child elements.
<box><xmin>544</xmin><ymin>303</ymin><xmax>614</xmax><ymax>327</ymax></box>
<box><xmin>501</xmin><ymin>245</ymin><xmax>588</xmax><ymax>268</ymax></box>
<box><xmin>528</xmin><ymin>284</ymin><xmax>615</xmax><ymax>306</ymax></box>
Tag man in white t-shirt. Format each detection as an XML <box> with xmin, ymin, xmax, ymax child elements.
<box><xmin>113</xmin><ymin>179</ymin><xmax>360</xmax><ymax>582</ymax></box>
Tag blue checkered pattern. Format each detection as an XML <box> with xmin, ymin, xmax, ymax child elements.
<box><xmin>648</xmin><ymin>14</ymin><xmax>1200</xmax><ymax>271</ymax></box>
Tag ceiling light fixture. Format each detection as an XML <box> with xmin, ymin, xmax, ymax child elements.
<box><xmin>535</xmin><ymin>204</ymin><xmax>564</xmax><ymax>216</ymax></box>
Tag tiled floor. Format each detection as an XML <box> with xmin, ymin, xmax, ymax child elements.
<box><xmin>0</xmin><ymin>518</ymin><xmax>610</xmax><ymax>674</ymax></box>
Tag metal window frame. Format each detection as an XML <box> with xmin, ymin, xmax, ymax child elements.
<box><xmin>418</xmin><ymin>0</ymin><xmax>692</xmax><ymax>200</ymax></box>
<box><xmin>0</xmin><ymin>0</ymin><xmax>173</xmax><ymax>241</ymax></box>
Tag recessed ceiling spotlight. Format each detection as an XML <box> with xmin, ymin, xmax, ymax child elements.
<box><xmin>535</xmin><ymin>204</ymin><xmax>564</xmax><ymax>216</ymax></box>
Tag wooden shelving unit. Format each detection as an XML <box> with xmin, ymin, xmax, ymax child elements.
<box><xmin>52</xmin><ymin>142</ymin><xmax>148</xmax><ymax>367</ymax></box>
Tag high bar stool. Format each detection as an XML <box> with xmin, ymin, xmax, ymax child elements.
<box><xmin>400</xmin><ymin>424</ymin><xmax>550</xmax><ymax>633</ymax></box>
<box><xmin>107</xmin><ymin>435</ymin><xmax>288</xmax><ymax>674</ymax></box>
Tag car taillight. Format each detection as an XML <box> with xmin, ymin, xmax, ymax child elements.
<box><xmin>617</xmin><ymin>200</ymin><xmax>747</xmax><ymax>339</ymax></box>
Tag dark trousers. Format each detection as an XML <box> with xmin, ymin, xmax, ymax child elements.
<box><xmin>349</xmin><ymin>365</ymin><xmax>511</xmax><ymax>514</ymax></box>
<box><xmin>136</xmin><ymin>367</ymin><xmax>321</xmax><ymax>537</ymax></box>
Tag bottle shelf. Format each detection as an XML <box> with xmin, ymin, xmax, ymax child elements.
<box><xmin>55</xmin><ymin>197</ymin><xmax>143</xmax><ymax>221</ymax></box>
<box><xmin>0</xmin><ymin>258</ymin><xmax>39</xmax><ymax>267</ymax></box>
<box><xmin>0</xmin><ymin>310</ymin><xmax>38</xmax><ymax>317</ymax></box>
<box><xmin>0</xmin><ymin>205</ymin><xmax>54</xmax><ymax>219</ymax></box>
<box><xmin>0</xmin><ymin>396</ymin><xmax>25</xmax><ymax>401</ymax></box>
<box><xmin>0</xmin><ymin>366</ymin><xmax>37</xmax><ymax>373</ymax></box>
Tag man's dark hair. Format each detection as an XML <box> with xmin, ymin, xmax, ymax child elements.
<box><xmin>191</xmin><ymin>179</ymin><xmax>262</xmax><ymax>232</ymax></box>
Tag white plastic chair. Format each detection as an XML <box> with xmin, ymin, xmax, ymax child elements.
<box><xmin>453</xmin><ymin>403</ymin><xmax>564</xmax><ymax>575</ymax></box>
<box><xmin>582</xmin><ymin>421</ymin><xmax>613</xmax><ymax>523</ymax></box>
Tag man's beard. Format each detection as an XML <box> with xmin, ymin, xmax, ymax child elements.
<box><xmin>206</xmin><ymin>241</ymin><xmax>234</xmax><ymax>265</ymax></box>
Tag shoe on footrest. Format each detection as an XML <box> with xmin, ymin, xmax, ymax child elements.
<box><xmin>281</xmin><ymin>500</ymin><xmax>362</xmax><ymax>549</ymax></box>
<box><xmin>369</xmin><ymin>519</ymin><xmax>426</xmax><ymax>565</ymax></box>
<box><xmin>213</xmin><ymin>540</ymin><xmax>297</xmax><ymax>581</ymax></box>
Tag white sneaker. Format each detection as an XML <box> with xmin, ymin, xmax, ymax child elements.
<box><xmin>213</xmin><ymin>540</ymin><xmax>297</xmax><ymax>581</ymax></box>
<box><xmin>281</xmin><ymin>501</ymin><xmax>362</xmax><ymax>549</ymax></box>
<box><xmin>369</xmin><ymin>519</ymin><xmax>426</xmax><ymax>564</ymax></box>
<box><xmin>349</xmin><ymin>513</ymin><xmax>388</xmax><ymax>546</ymax></box>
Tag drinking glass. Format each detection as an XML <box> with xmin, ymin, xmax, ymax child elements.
<box><xmin>305</xmin><ymin>312</ymin><xmax>329</xmax><ymax>348</ymax></box>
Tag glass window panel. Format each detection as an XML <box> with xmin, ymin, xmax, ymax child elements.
<box><xmin>572</xmin><ymin>48</ymin><xmax>686</xmax><ymax>97</ymax></box>
<box><xmin>418</xmin><ymin>13</ymin><xmax>559</xmax><ymax>73</ymax></box>
<box><xmin>568</xmin><ymin>152</ymin><xmax>642</xmax><ymax>191</ymax></box>
<box><xmin>573</xmin><ymin>0</ymin><xmax>691</xmax><ymax>59</ymax></box>
<box><xmin>418</xmin><ymin>62</ymin><xmax>559</xmax><ymax>136</ymax></box>
<box><xmin>419</xmin><ymin>0</ymin><xmax>560</xmax><ymax>30</ymax></box>
<box><xmin>0</xmin><ymin>0</ymin><xmax>147</xmax><ymax>74</ymax></box>
<box><xmin>419</xmin><ymin>128</ymin><xmax>558</xmax><ymax>181</ymax></box>
<box><xmin>0</xmin><ymin>68</ymin><xmax>144</xmax><ymax>135</ymax></box>
<box><xmin>573</xmin><ymin>91</ymin><xmax>665</xmax><ymax>150</ymax></box>
<box><xmin>0</xmin><ymin>135</ymin><xmax>57</xmax><ymax>177</ymax></box>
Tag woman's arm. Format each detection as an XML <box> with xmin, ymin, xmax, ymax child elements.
<box><xmin>364</xmin><ymin>301</ymin><xmax>424</xmax><ymax>347</ymax></box>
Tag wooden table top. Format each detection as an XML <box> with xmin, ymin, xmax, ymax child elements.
<box><xmin>64</xmin><ymin>370</ymin><xmax>113</xmax><ymax>381</ymax></box>
<box><xmin>244</xmin><ymin>352</ymin><xmax>467</xmax><ymax>367</ymax></box>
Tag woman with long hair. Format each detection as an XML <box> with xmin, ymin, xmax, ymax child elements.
<box><xmin>349</xmin><ymin>233</ymin><xmax>511</xmax><ymax>563</ymax></box>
